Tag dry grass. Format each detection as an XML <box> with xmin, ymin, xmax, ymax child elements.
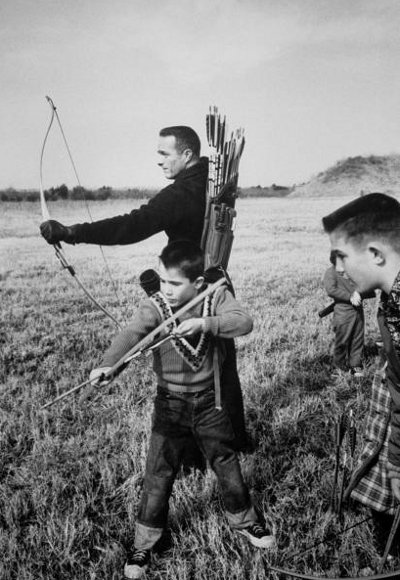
<box><xmin>0</xmin><ymin>198</ymin><xmax>396</xmax><ymax>579</ymax></box>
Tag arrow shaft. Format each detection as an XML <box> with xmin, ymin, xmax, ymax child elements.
<box><xmin>40</xmin><ymin>279</ymin><xmax>225</xmax><ymax>410</ymax></box>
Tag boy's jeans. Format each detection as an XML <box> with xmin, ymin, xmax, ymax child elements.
<box><xmin>134</xmin><ymin>385</ymin><xmax>257</xmax><ymax>550</ymax></box>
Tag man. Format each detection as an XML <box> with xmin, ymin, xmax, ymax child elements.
<box><xmin>322</xmin><ymin>192</ymin><xmax>400</xmax><ymax>504</ymax></box>
<box><xmin>41</xmin><ymin>126</ymin><xmax>206</xmax><ymax>247</ymax></box>
<box><xmin>40</xmin><ymin>125</ymin><xmax>247</xmax><ymax>450</ymax></box>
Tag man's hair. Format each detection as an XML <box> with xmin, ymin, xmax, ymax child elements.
<box><xmin>322</xmin><ymin>192</ymin><xmax>400</xmax><ymax>250</ymax></box>
<box><xmin>159</xmin><ymin>240</ymin><xmax>204</xmax><ymax>281</ymax></box>
<box><xmin>159</xmin><ymin>126</ymin><xmax>201</xmax><ymax>157</ymax></box>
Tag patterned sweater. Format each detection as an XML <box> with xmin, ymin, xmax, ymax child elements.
<box><xmin>100</xmin><ymin>285</ymin><xmax>253</xmax><ymax>390</ymax></box>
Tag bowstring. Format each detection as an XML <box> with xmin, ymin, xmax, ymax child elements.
<box><xmin>45</xmin><ymin>96</ymin><xmax>126</xmax><ymax>323</ymax></box>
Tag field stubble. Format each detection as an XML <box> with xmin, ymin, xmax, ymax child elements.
<box><xmin>0</xmin><ymin>198</ymin><xmax>393</xmax><ymax>579</ymax></box>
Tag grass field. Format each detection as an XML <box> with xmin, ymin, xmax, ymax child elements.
<box><xmin>0</xmin><ymin>197</ymin><xmax>395</xmax><ymax>579</ymax></box>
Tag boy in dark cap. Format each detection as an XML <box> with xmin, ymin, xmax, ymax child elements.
<box><xmin>322</xmin><ymin>193</ymin><xmax>400</xmax><ymax>506</ymax></box>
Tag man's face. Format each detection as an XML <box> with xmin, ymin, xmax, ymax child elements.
<box><xmin>329</xmin><ymin>231</ymin><xmax>378</xmax><ymax>293</ymax></box>
<box><xmin>158</xmin><ymin>262</ymin><xmax>201</xmax><ymax>308</ymax></box>
<box><xmin>157</xmin><ymin>135</ymin><xmax>188</xmax><ymax>180</ymax></box>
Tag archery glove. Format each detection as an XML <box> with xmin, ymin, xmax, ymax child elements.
<box><xmin>40</xmin><ymin>220</ymin><xmax>76</xmax><ymax>245</ymax></box>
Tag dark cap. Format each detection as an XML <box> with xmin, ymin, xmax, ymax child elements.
<box><xmin>139</xmin><ymin>269</ymin><xmax>160</xmax><ymax>296</ymax></box>
<box><xmin>322</xmin><ymin>192</ymin><xmax>400</xmax><ymax>233</ymax></box>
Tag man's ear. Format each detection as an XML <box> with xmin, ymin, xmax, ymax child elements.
<box><xmin>183</xmin><ymin>148</ymin><xmax>193</xmax><ymax>163</ymax></box>
<box><xmin>194</xmin><ymin>276</ymin><xmax>205</xmax><ymax>290</ymax></box>
<box><xmin>367</xmin><ymin>241</ymin><xmax>386</xmax><ymax>265</ymax></box>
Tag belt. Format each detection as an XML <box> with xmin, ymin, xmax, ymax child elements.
<box><xmin>157</xmin><ymin>383</ymin><xmax>213</xmax><ymax>394</ymax></box>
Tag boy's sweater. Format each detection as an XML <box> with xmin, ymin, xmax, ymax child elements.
<box><xmin>100</xmin><ymin>285</ymin><xmax>253</xmax><ymax>391</ymax></box>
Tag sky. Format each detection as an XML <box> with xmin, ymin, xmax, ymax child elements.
<box><xmin>1</xmin><ymin>0</ymin><xmax>400</xmax><ymax>190</ymax></box>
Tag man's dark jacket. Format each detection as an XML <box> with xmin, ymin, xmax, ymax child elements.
<box><xmin>70</xmin><ymin>158</ymin><xmax>208</xmax><ymax>246</ymax></box>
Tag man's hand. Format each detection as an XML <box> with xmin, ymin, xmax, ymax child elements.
<box><xmin>350</xmin><ymin>291</ymin><xmax>362</xmax><ymax>307</ymax></box>
<box><xmin>40</xmin><ymin>220</ymin><xmax>75</xmax><ymax>245</ymax></box>
<box><xmin>391</xmin><ymin>477</ymin><xmax>400</xmax><ymax>502</ymax></box>
<box><xmin>173</xmin><ymin>318</ymin><xmax>205</xmax><ymax>337</ymax></box>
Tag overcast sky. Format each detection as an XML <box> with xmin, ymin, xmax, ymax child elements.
<box><xmin>1</xmin><ymin>0</ymin><xmax>400</xmax><ymax>190</ymax></box>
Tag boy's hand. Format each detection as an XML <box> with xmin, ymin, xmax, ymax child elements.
<box><xmin>173</xmin><ymin>318</ymin><xmax>205</xmax><ymax>337</ymax></box>
<box><xmin>79</xmin><ymin>367</ymin><xmax>112</xmax><ymax>404</ymax></box>
<box><xmin>89</xmin><ymin>367</ymin><xmax>112</xmax><ymax>387</ymax></box>
<box><xmin>350</xmin><ymin>291</ymin><xmax>362</xmax><ymax>307</ymax></box>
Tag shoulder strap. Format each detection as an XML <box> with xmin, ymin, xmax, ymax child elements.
<box><xmin>210</xmin><ymin>285</ymin><xmax>226</xmax><ymax>410</ymax></box>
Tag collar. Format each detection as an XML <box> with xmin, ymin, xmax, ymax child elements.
<box><xmin>381</xmin><ymin>269</ymin><xmax>400</xmax><ymax>310</ymax></box>
<box><xmin>174</xmin><ymin>156</ymin><xmax>208</xmax><ymax>183</ymax></box>
<box><xmin>389</xmin><ymin>269</ymin><xmax>400</xmax><ymax>303</ymax></box>
<box><xmin>381</xmin><ymin>269</ymin><xmax>400</xmax><ymax>356</ymax></box>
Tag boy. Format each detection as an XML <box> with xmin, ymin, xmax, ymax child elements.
<box><xmin>322</xmin><ymin>193</ymin><xmax>400</xmax><ymax>510</ymax></box>
<box><xmin>90</xmin><ymin>240</ymin><xmax>275</xmax><ymax>579</ymax></box>
<box><xmin>323</xmin><ymin>251</ymin><xmax>374</xmax><ymax>377</ymax></box>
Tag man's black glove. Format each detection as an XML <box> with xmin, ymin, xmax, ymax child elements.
<box><xmin>40</xmin><ymin>220</ymin><xmax>76</xmax><ymax>245</ymax></box>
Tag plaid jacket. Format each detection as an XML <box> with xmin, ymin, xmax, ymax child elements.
<box><xmin>346</xmin><ymin>363</ymin><xmax>396</xmax><ymax>514</ymax></box>
<box><xmin>346</xmin><ymin>272</ymin><xmax>400</xmax><ymax>513</ymax></box>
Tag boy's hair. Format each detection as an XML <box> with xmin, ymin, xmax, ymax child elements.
<box><xmin>159</xmin><ymin>126</ymin><xmax>201</xmax><ymax>157</ymax></box>
<box><xmin>159</xmin><ymin>240</ymin><xmax>204</xmax><ymax>282</ymax></box>
<box><xmin>322</xmin><ymin>192</ymin><xmax>400</xmax><ymax>251</ymax></box>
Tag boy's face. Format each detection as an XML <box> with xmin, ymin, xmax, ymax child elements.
<box><xmin>329</xmin><ymin>231</ymin><xmax>379</xmax><ymax>293</ymax></box>
<box><xmin>158</xmin><ymin>262</ymin><xmax>203</xmax><ymax>308</ymax></box>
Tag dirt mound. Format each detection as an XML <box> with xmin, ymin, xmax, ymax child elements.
<box><xmin>291</xmin><ymin>154</ymin><xmax>400</xmax><ymax>197</ymax></box>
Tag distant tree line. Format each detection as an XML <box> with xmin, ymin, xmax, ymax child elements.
<box><xmin>0</xmin><ymin>183</ymin><xmax>292</xmax><ymax>202</ymax></box>
<box><xmin>238</xmin><ymin>184</ymin><xmax>292</xmax><ymax>198</ymax></box>
<box><xmin>0</xmin><ymin>185</ymin><xmax>158</xmax><ymax>202</ymax></box>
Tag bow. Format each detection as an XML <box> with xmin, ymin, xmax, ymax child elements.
<box><xmin>267</xmin><ymin>565</ymin><xmax>400</xmax><ymax>580</ymax></box>
<box><xmin>262</xmin><ymin>501</ymin><xmax>400</xmax><ymax>580</ymax></box>
<box><xmin>39</xmin><ymin>95</ymin><xmax>122</xmax><ymax>329</ymax></box>
<box><xmin>40</xmin><ymin>331</ymin><xmax>173</xmax><ymax>410</ymax></box>
<box><xmin>40</xmin><ymin>276</ymin><xmax>227</xmax><ymax>410</ymax></box>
